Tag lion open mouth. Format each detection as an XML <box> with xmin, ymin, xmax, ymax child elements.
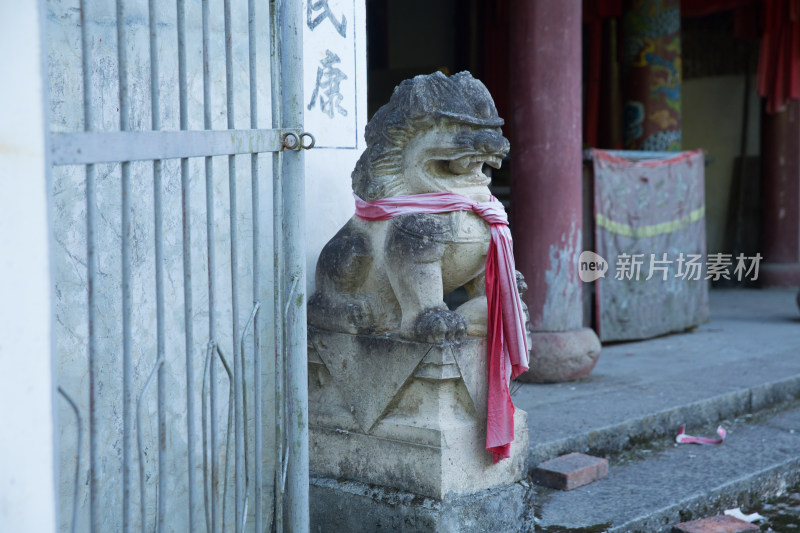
<box><xmin>443</xmin><ymin>154</ymin><xmax>503</xmax><ymax>186</ymax></box>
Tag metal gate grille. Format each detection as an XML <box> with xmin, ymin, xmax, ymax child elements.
<box><xmin>48</xmin><ymin>0</ymin><xmax>308</xmax><ymax>531</ymax></box>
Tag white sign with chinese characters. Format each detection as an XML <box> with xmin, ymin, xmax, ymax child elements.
<box><xmin>303</xmin><ymin>0</ymin><xmax>367</xmax><ymax>294</ymax></box>
<box><xmin>303</xmin><ymin>0</ymin><xmax>359</xmax><ymax>149</ymax></box>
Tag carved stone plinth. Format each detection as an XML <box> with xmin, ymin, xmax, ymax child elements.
<box><xmin>308</xmin><ymin>326</ymin><xmax>529</xmax><ymax>518</ymax></box>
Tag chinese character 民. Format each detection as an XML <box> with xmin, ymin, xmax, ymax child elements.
<box><xmin>307</xmin><ymin>0</ymin><xmax>347</xmax><ymax>38</ymax></box>
<box><xmin>675</xmin><ymin>253</ymin><xmax>703</xmax><ymax>280</ymax></box>
<box><xmin>615</xmin><ymin>253</ymin><xmax>644</xmax><ymax>280</ymax></box>
<box><xmin>646</xmin><ymin>252</ymin><xmax>671</xmax><ymax>281</ymax></box>
<box><xmin>308</xmin><ymin>49</ymin><xmax>348</xmax><ymax>119</ymax></box>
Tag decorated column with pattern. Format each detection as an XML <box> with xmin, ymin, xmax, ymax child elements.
<box><xmin>621</xmin><ymin>0</ymin><xmax>682</xmax><ymax>151</ymax></box>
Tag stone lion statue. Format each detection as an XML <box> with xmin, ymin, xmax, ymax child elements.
<box><xmin>308</xmin><ymin>71</ymin><xmax>513</xmax><ymax>344</ymax></box>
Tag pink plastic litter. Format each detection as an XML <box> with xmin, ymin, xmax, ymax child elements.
<box><xmin>675</xmin><ymin>425</ymin><xmax>727</xmax><ymax>445</ymax></box>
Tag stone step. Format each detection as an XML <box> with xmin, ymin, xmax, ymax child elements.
<box><xmin>512</xmin><ymin>289</ymin><xmax>800</xmax><ymax>531</ymax></box>
<box><xmin>525</xmin><ymin>370</ymin><xmax>800</xmax><ymax>467</ymax></box>
<box><xmin>532</xmin><ymin>402</ymin><xmax>800</xmax><ymax>532</ymax></box>
<box><xmin>513</xmin><ymin>289</ymin><xmax>800</xmax><ymax>466</ymax></box>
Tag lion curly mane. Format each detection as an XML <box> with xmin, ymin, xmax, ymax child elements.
<box><xmin>351</xmin><ymin>71</ymin><xmax>503</xmax><ymax>201</ymax></box>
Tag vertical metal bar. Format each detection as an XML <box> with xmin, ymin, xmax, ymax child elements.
<box><xmin>38</xmin><ymin>0</ymin><xmax>59</xmax><ymax>526</ymax></box>
<box><xmin>176</xmin><ymin>0</ymin><xmax>198</xmax><ymax>530</ymax></box>
<box><xmin>200</xmin><ymin>2</ymin><xmax>219</xmax><ymax>531</ymax></box>
<box><xmin>115</xmin><ymin>1</ymin><xmax>134</xmax><ymax>531</ymax></box>
<box><xmin>147</xmin><ymin>1</ymin><xmax>167</xmax><ymax>530</ymax></box>
<box><xmin>136</xmin><ymin>360</ymin><xmax>162</xmax><ymax>531</ymax></box>
<box><xmin>281</xmin><ymin>1</ymin><xmax>309</xmax><ymax>530</ymax></box>
<box><xmin>78</xmin><ymin>1</ymin><xmax>99</xmax><ymax>530</ymax></box>
<box><xmin>219</xmin><ymin>346</ymin><xmax>235</xmax><ymax>530</ymax></box>
<box><xmin>57</xmin><ymin>387</ymin><xmax>82</xmax><ymax>533</ymax></box>
<box><xmin>222</xmin><ymin>1</ymin><xmax>245</xmax><ymax>530</ymax></box>
<box><xmin>200</xmin><ymin>342</ymin><xmax>214</xmax><ymax>533</ymax></box>
<box><xmin>268</xmin><ymin>0</ymin><xmax>285</xmax><ymax>530</ymax></box>
<box><xmin>246</xmin><ymin>1</ymin><xmax>264</xmax><ymax>529</ymax></box>
<box><xmin>238</xmin><ymin>309</ymin><xmax>255</xmax><ymax>531</ymax></box>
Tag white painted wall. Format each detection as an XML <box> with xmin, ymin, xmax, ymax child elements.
<box><xmin>0</xmin><ymin>1</ymin><xmax>58</xmax><ymax>531</ymax></box>
<box><xmin>683</xmin><ymin>75</ymin><xmax>761</xmax><ymax>254</ymax></box>
<box><xmin>303</xmin><ymin>0</ymin><xmax>368</xmax><ymax>292</ymax></box>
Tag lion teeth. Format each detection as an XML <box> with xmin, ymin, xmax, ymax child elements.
<box><xmin>448</xmin><ymin>155</ymin><xmax>503</xmax><ymax>174</ymax></box>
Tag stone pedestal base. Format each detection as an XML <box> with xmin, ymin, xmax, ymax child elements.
<box><xmin>308</xmin><ymin>327</ymin><xmax>529</xmax><ymax>499</ymax></box>
<box><xmin>516</xmin><ymin>327</ymin><xmax>601</xmax><ymax>383</ymax></box>
<box><xmin>310</xmin><ymin>476</ymin><xmax>535</xmax><ymax>533</ymax></box>
<box><xmin>309</xmin><ymin>408</ymin><xmax>528</xmax><ymax>498</ymax></box>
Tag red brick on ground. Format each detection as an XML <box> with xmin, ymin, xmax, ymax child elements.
<box><xmin>671</xmin><ymin>515</ymin><xmax>760</xmax><ymax>533</ymax></box>
<box><xmin>531</xmin><ymin>452</ymin><xmax>608</xmax><ymax>490</ymax></box>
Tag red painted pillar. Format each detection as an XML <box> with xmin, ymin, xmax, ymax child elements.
<box><xmin>509</xmin><ymin>0</ymin><xmax>600</xmax><ymax>383</ymax></box>
<box><xmin>761</xmin><ymin>100</ymin><xmax>800</xmax><ymax>286</ymax></box>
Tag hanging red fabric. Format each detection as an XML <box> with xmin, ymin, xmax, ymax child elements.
<box><xmin>679</xmin><ymin>0</ymin><xmax>755</xmax><ymax>17</ymax></box>
<box><xmin>758</xmin><ymin>0</ymin><xmax>800</xmax><ymax>113</ymax></box>
<box><xmin>354</xmin><ymin>192</ymin><xmax>529</xmax><ymax>462</ymax></box>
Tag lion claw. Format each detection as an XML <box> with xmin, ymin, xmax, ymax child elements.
<box><xmin>412</xmin><ymin>308</ymin><xmax>467</xmax><ymax>344</ymax></box>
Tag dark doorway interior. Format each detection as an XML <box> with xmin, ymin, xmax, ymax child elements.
<box><xmin>366</xmin><ymin>0</ymin><xmax>485</xmax><ymax>119</ymax></box>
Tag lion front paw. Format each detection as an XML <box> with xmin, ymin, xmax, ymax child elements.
<box><xmin>410</xmin><ymin>308</ymin><xmax>467</xmax><ymax>344</ymax></box>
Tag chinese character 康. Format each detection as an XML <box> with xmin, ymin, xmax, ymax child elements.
<box><xmin>308</xmin><ymin>49</ymin><xmax>348</xmax><ymax>119</ymax></box>
<box><xmin>307</xmin><ymin>0</ymin><xmax>347</xmax><ymax>38</ymax></box>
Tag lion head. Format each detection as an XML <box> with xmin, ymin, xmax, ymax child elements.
<box><xmin>352</xmin><ymin>71</ymin><xmax>510</xmax><ymax>201</ymax></box>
